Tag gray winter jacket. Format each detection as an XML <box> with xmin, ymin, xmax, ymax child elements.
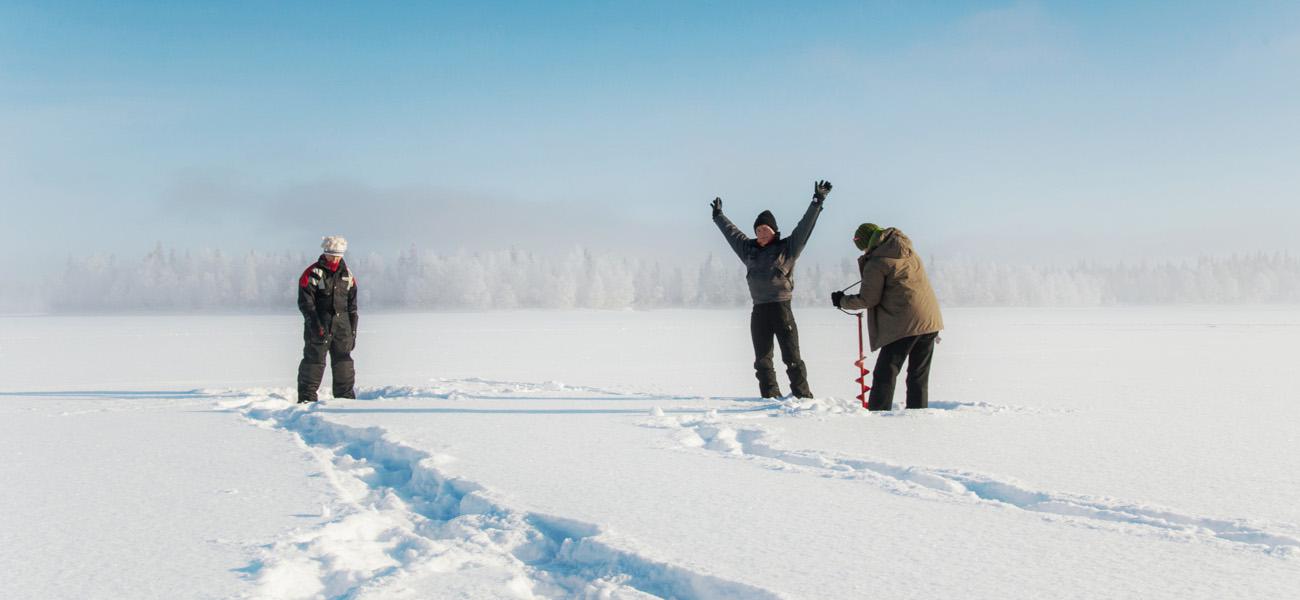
<box><xmin>714</xmin><ymin>201</ymin><xmax>823</xmax><ymax>304</ymax></box>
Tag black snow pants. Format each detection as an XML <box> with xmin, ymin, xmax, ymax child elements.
<box><xmin>867</xmin><ymin>332</ymin><xmax>938</xmax><ymax>411</ymax></box>
<box><xmin>297</xmin><ymin>315</ymin><xmax>356</xmax><ymax>403</ymax></box>
<box><xmin>750</xmin><ymin>301</ymin><xmax>812</xmax><ymax>399</ymax></box>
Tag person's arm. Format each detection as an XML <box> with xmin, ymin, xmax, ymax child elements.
<box><xmin>785</xmin><ymin>201</ymin><xmax>822</xmax><ymax>260</ymax></box>
<box><xmin>298</xmin><ymin>266</ymin><xmax>322</xmax><ymax>335</ymax></box>
<box><xmin>786</xmin><ymin>181</ymin><xmax>831</xmax><ymax>260</ymax></box>
<box><xmin>347</xmin><ymin>275</ymin><xmax>359</xmax><ymax>334</ymax></box>
<box><xmin>840</xmin><ymin>258</ymin><xmax>886</xmax><ymax>311</ymax></box>
<box><xmin>711</xmin><ymin>197</ymin><xmax>750</xmax><ymax>259</ymax></box>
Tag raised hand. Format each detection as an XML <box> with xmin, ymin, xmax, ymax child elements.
<box><xmin>711</xmin><ymin>197</ymin><xmax>722</xmax><ymax>217</ymax></box>
<box><xmin>813</xmin><ymin>180</ymin><xmax>833</xmax><ymax>202</ymax></box>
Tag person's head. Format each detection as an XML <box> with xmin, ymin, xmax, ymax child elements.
<box><xmin>321</xmin><ymin>235</ymin><xmax>347</xmax><ymax>264</ymax></box>
<box><xmin>753</xmin><ymin>211</ymin><xmax>779</xmax><ymax>247</ymax></box>
<box><xmin>853</xmin><ymin>223</ymin><xmax>884</xmax><ymax>252</ymax></box>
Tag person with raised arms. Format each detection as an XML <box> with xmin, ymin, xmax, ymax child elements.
<box><xmin>711</xmin><ymin>180</ymin><xmax>832</xmax><ymax>399</ymax></box>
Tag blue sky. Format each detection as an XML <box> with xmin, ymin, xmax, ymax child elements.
<box><xmin>2</xmin><ymin>1</ymin><xmax>1298</xmax><ymax>277</ymax></box>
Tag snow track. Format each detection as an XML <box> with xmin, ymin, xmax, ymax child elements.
<box><xmin>653</xmin><ymin>412</ymin><xmax>1300</xmax><ymax>557</ymax></box>
<box><xmin>214</xmin><ymin>377</ymin><xmax>1297</xmax><ymax>598</ymax></box>
<box><xmin>12</xmin><ymin>311</ymin><xmax>1300</xmax><ymax>599</ymax></box>
<box><xmin>227</xmin><ymin>391</ymin><xmax>784</xmax><ymax>600</ymax></box>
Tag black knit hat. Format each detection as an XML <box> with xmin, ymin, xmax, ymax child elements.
<box><xmin>753</xmin><ymin>210</ymin><xmax>779</xmax><ymax>234</ymax></box>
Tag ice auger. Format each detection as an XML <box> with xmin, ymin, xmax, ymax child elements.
<box><xmin>836</xmin><ymin>280</ymin><xmax>870</xmax><ymax>409</ymax></box>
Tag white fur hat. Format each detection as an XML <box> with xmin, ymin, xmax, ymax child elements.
<box><xmin>321</xmin><ymin>236</ymin><xmax>348</xmax><ymax>256</ymax></box>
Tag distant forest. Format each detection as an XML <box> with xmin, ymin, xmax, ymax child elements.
<box><xmin>40</xmin><ymin>244</ymin><xmax>1300</xmax><ymax>312</ymax></box>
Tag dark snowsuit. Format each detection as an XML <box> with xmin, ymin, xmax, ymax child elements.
<box><xmin>869</xmin><ymin>332</ymin><xmax>938</xmax><ymax>410</ymax></box>
<box><xmin>296</xmin><ymin>256</ymin><xmax>358</xmax><ymax>402</ymax></box>
<box><xmin>714</xmin><ymin>200</ymin><xmax>823</xmax><ymax>398</ymax></box>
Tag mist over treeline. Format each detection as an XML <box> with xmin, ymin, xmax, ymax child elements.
<box><xmin>17</xmin><ymin>244</ymin><xmax>1300</xmax><ymax>313</ymax></box>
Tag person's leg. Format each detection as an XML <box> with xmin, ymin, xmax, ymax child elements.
<box><xmin>296</xmin><ymin>324</ymin><xmax>328</xmax><ymax>403</ymax></box>
<box><xmin>775</xmin><ymin>302</ymin><xmax>812</xmax><ymax>398</ymax></box>
<box><xmin>904</xmin><ymin>333</ymin><xmax>938</xmax><ymax>409</ymax></box>
<box><xmin>750</xmin><ymin>304</ymin><xmax>781</xmax><ymax>398</ymax></box>
<box><xmin>329</xmin><ymin>319</ymin><xmax>356</xmax><ymax>399</ymax></box>
<box><xmin>867</xmin><ymin>335</ymin><xmax>916</xmax><ymax>411</ymax></box>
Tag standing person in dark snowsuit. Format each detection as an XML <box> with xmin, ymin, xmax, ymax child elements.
<box><xmin>296</xmin><ymin>236</ymin><xmax>358</xmax><ymax>403</ymax></box>
<box><xmin>832</xmin><ymin>223</ymin><xmax>943</xmax><ymax>411</ymax></box>
<box><xmin>712</xmin><ymin>181</ymin><xmax>831</xmax><ymax>398</ymax></box>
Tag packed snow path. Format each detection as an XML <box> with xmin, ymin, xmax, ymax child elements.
<box><xmin>228</xmin><ymin>389</ymin><xmax>782</xmax><ymax>599</ymax></box>
<box><xmin>211</xmin><ymin>379</ymin><xmax>1300</xmax><ymax>599</ymax></box>
<box><xmin>650</xmin><ymin>409</ymin><xmax>1300</xmax><ymax>554</ymax></box>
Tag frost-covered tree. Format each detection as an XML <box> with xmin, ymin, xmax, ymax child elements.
<box><xmin>37</xmin><ymin>245</ymin><xmax>1300</xmax><ymax>312</ymax></box>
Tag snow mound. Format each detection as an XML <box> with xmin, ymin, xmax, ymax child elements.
<box><xmin>772</xmin><ymin>396</ymin><xmax>1036</xmax><ymax>417</ymax></box>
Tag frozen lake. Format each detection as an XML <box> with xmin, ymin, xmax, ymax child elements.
<box><xmin>2</xmin><ymin>307</ymin><xmax>1298</xmax><ymax>598</ymax></box>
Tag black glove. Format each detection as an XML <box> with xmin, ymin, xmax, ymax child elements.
<box><xmin>813</xmin><ymin>180</ymin><xmax>833</xmax><ymax>202</ymax></box>
<box><xmin>711</xmin><ymin>197</ymin><xmax>722</xmax><ymax>217</ymax></box>
<box><xmin>831</xmin><ymin>291</ymin><xmax>844</xmax><ymax>308</ymax></box>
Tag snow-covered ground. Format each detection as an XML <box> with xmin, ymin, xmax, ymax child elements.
<box><xmin>2</xmin><ymin>308</ymin><xmax>1298</xmax><ymax>599</ymax></box>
